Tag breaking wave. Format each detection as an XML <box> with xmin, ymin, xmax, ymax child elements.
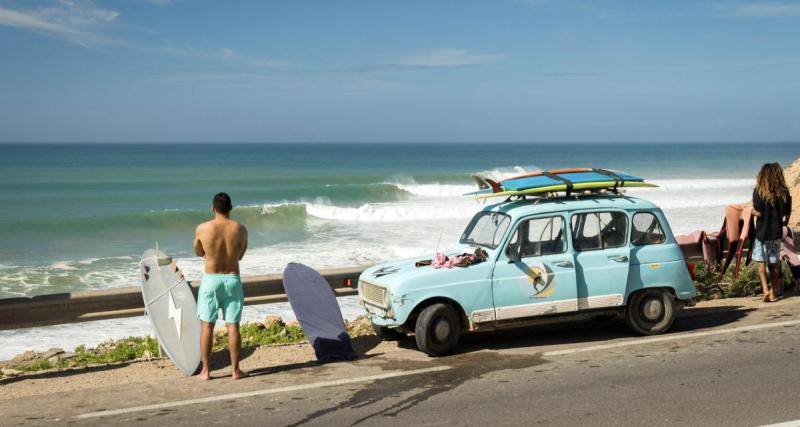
<box><xmin>261</xmin><ymin>198</ymin><xmax>477</xmax><ymax>222</ymax></box>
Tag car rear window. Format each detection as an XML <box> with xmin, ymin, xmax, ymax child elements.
<box><xmin>631</xmin><ymin>212</ymin><xmax>666</xmax><ymax>245</ymax></box>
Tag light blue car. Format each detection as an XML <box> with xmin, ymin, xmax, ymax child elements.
<box><xmin>358</xmin><ymin>194</ymin><xmax>697</xmax><ymax>356</ymax></box>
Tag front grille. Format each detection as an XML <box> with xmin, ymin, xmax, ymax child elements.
<box><xmin>360</xmin><ymin>281</ymin><xmax>387</xmax><ymax>308</ymax></box>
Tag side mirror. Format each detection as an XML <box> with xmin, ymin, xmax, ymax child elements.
<box><xmin>506</xmin><ymin>245</ymin><xmax>521</xmax><ymax>263</ymax></box>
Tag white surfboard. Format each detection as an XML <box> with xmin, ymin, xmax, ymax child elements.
<box><xmin>139</xmin><ymin>248</ymin><xmax>201</xmax><ymax>375</ymax></box>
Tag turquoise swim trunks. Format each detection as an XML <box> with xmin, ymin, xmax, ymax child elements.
<box><xmin>197</xmin><ymin>274</ymin><xmax>243</xmax><ymax>324</ymax></box>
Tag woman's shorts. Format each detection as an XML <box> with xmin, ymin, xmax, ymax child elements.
<box><xmin>752</xmin><ymin>239</ymin><xmax>781</xmax><ymax>265</ymax></box>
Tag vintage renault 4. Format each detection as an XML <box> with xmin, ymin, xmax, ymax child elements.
<box><xmin>358</xmin><ymin>193</ymin><xmax>697</xmax><ymax>356</ymax></box>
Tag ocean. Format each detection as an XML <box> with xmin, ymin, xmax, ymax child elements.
<box><xmin>0</xmin><ymin>142</ymin><xmax>798</xmax><ymax>359</ymax></box>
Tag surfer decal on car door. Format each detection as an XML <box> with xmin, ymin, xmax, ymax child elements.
<box><xmin>492</xmin><ymin>215</ymin><xmax>579</xmax><ymax>320</ymax></box>
<box><xmin>525</xmin><ymin>262</ymin><xmax>556</xmax><ymax>298</ymax></box>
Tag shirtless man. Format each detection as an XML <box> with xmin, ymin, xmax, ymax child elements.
<box><xmin>193</xmin><ymin>192</ymin><xmax>248</xmax><ymax>380</ymax></box>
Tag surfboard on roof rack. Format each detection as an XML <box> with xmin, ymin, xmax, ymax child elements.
<box><xmin>466</xmin><ymin>168</ymin><xmax>657</xmax><ymax>199</ymax></box>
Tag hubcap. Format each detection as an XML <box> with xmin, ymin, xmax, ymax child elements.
<box><xmin>642</xmin><ymin>298</ymin><xmax>664</xmax><ymax>321</ymax></box>
<box><xmin>433</xmin><ymin>318</ymin><xmax>451</xmax><ymax>342</ymax></box>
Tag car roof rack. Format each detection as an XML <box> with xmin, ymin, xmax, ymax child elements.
<box><xmin>505</xmin><ymin>187</ymin><xmax>630</xmax><ymax>204</ymax></box>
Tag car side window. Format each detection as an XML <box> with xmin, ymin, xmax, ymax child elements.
<box><xmin>631</xmin><ymin>212</ymin><xmax>665</xmax><ymax>245</ymax></box>
<box><xmin>508</xmin><ymin>216</ymin><xmax>567</xmax><ymax>258</ymax></box>
<box><xmin>571</xmin><ymin>211</ymin><xmax>628</xmax><ymax>251</ymax></box>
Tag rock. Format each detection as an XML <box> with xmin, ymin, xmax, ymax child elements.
<box><xmin>263</xmin><ymin>315</ymin><xmax>284</xmax><ymax>329</ymax></box>
<box><xmin>285</xmin><ymin>320</ymin><xmax>300</xmax><ymax>328</ymax></box>
<box><xmin>96</xmin><ymin>342</ymin><xmax>116</xmax><ymax>353</ymax></box>
<box><xmin>214</xmin><ymin>329</ymin><xmax>227</xmax><ymax>338</ymax></box>
<box><xmin>1</xmin><ymin>368</ymin><xmax>22</xmax><ymax>377</ymax></box>
<box><xmin>141</xmin><ymin>349</ymin><xmax>153</xmax><ymax>360</ymax></box>
<box><xmin>11</xmin><ymin>351</ymin><xmax>37</xmax><ymax>364</ymax></box>
<box><xmin>42</xmin><ymin>348</ymin><xmax>65</xmax><ymax>360</ymax></box>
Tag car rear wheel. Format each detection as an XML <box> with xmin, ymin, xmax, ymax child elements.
<box><xmin>625</xmin><ymin>288</ymin><xmax>676</xmax><ymax>335</ymax></box>
<box><xmin>414</xmin><ymin>303</ymin><xmax>461</xmax><ymax>357</ymax></box>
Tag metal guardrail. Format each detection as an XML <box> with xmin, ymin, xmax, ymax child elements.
<box><xmin>0</xmin><ymin>266</ymin><xmax>366</xmax><ymax>331</ymax></box>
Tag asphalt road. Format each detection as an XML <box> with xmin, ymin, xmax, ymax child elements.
<box><xmin>3</xmin><ymin>300</ymin><xmax>800</xmax><ymax>427</ymax></box>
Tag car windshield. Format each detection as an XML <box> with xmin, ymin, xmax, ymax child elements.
<box><xmin>460</xmin><ymin>211</ymin><xmax>512</xmax><ymax>249</ymax></box>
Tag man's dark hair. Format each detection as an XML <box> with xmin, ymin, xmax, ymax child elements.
<box><xmin>213</xmin><ymin>192</ymin><xmax>233</xmax><ymax>214</ymax></box>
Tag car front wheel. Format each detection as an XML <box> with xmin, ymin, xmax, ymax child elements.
<box><xmin>414</xmin><ymin>303</ymin><xmax>461</xmax><ymax>356</ymax></box>
<box><xmin>625</xmin><ymin>288</ymin><xmax>676</xmax><ymax>335</ymax></box>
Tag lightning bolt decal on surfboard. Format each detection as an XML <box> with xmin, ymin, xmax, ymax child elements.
<box><xmin>168</xmin><ymin>291</ymin><xmax>183</xmax><ymax>339</ymax></box>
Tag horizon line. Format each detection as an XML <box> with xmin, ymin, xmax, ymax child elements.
<box><xmin>1</xmin><ymin>140</ymin><xmax>799</xmax><ymax>145</ymax></box>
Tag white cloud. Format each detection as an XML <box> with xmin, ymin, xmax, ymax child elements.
<box><xmin>0</xmin><ymin>0</ymin><xmax>119</xmax><ymax>46</ymax></box>
<box><xmin>722</xmin><ymin>2</ymin><xmax>800</xmax><ymax>17</ymax></box>
<box><xmin>0</xmin><ymin>1</ymin><xmax>289</xmax><ymax>72</ymax></box>
<box><xmin>39</xmin><ymin>0</ymin><xmax>119</xmax><ymax>26</ymax></box>
<box><xmin>392</xmin><ymin>48</ymin><xmax>506</xmax><ymax>69</ymax></box>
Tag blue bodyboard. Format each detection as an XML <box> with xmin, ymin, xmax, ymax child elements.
<box><xmin>502</xmin><ymin>170</ymin><xmax>645</xmax><ymax>191</ymax></box>
<box><xmin>283</xmin><ymin>263</ymin><xmax>358</xmax><ymax>363</ymax></box>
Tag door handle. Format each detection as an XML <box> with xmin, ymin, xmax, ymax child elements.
<box><xmin>611</xmin><ymin>255</ymin><xmax>629</xmax><ymax>263</ymax></box>
<box><xmin>555</xmin><ymin>260</ymin><xmax>574</xmax><ymax>268</ymax></box>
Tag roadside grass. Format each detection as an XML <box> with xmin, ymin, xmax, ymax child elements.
<box><xmin>214</xmin><ymin>321</ymin><xmax>306</xmax><ymax>352</ymax></box>
<box><xmin>4</xmin><ymin>317</ymin><xmax>372</xmax><ymax>375</ymax></box>
<box><xmin>693</xmin><ymin>261</ymin><xmax>795</xmax><ymax>301</ymax></box>
<box><xmin>12</xmin><ymin>336</ymin><xmax>161</xmax><ymax>373</ymax></box>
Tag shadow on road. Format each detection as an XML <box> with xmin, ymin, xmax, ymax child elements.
<box><xmin>246</xmin><ymin>353</ymin><xmax>382</xmax><ymax>379</ymax></box>
<box><xmin>214</xmin><ymin>334</ymin><xmax>383</xmax><ymax>377</ymax></box>
<box><xmin>284</xmin><ymin>350</ymin><xmax>548</xmax><ymax>427</ymax></box>
<box><xmin>394</xmin><ymin>305</ymin><xmax>754</xmax><ymax>354</ymax></box>
<box><xmin>208</xmin><ymin>345</ymin><xmax>258</xmax><ymax>371</ymax></box>
<box><xmin>0</xmin><ymin>360</ymin><xmax>137</xmax><ymax>386</ymax></box>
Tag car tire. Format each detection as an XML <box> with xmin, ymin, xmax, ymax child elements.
<box><xmin>372</xmin><ymin>323</ymin><xmax>404</xmax><ymax>341</ymax></box>
<box><xmin>414</xmin><ymin>303</ymin><xmax>461</xmax><ymax>357</ymax></box>
<box><xmin>625</xmin><ymin>288</ymin><xmax>676</xmax><ymax>335</ymax></box>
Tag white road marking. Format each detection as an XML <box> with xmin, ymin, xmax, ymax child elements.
<box><xmin>542</xmin><ymin>319</ymin><xmax>800</xmax><ymax>357</ymax></box>
<box><xmin>76</xmin><ymin>365</ymin><xmax>451</xmax><ymax>419</ymax></box>
<box><xmin>759</xmin><ymin>420</ymin><xmax>800</xmax><ymax>427</ymax></box>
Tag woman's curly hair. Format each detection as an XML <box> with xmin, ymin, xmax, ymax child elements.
<box><xmin>756</xmin><ymin>162</ymin><xmax>789</xmax><ymax>204</ymax></box>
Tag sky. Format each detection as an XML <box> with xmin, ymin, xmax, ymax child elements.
<box><xmin>0</xmin><ymin>0</ymin><xmax>798</xmax><ymax>143</ymax></box>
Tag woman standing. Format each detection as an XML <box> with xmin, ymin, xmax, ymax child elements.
<box><xmin>752</xmin><ymin>163</ymin><xmax>793</xmax><ymax>302</ymax></box>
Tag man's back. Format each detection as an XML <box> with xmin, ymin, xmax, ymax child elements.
<box><xmin>195</xmin><ymin>192</ymin><xmax>249</xmax><ymax>380</ymax></box>
<box><xmin>195</xmin><ymin>218</ymin><xmax>247</xmax><ymax>274</ymax></box>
